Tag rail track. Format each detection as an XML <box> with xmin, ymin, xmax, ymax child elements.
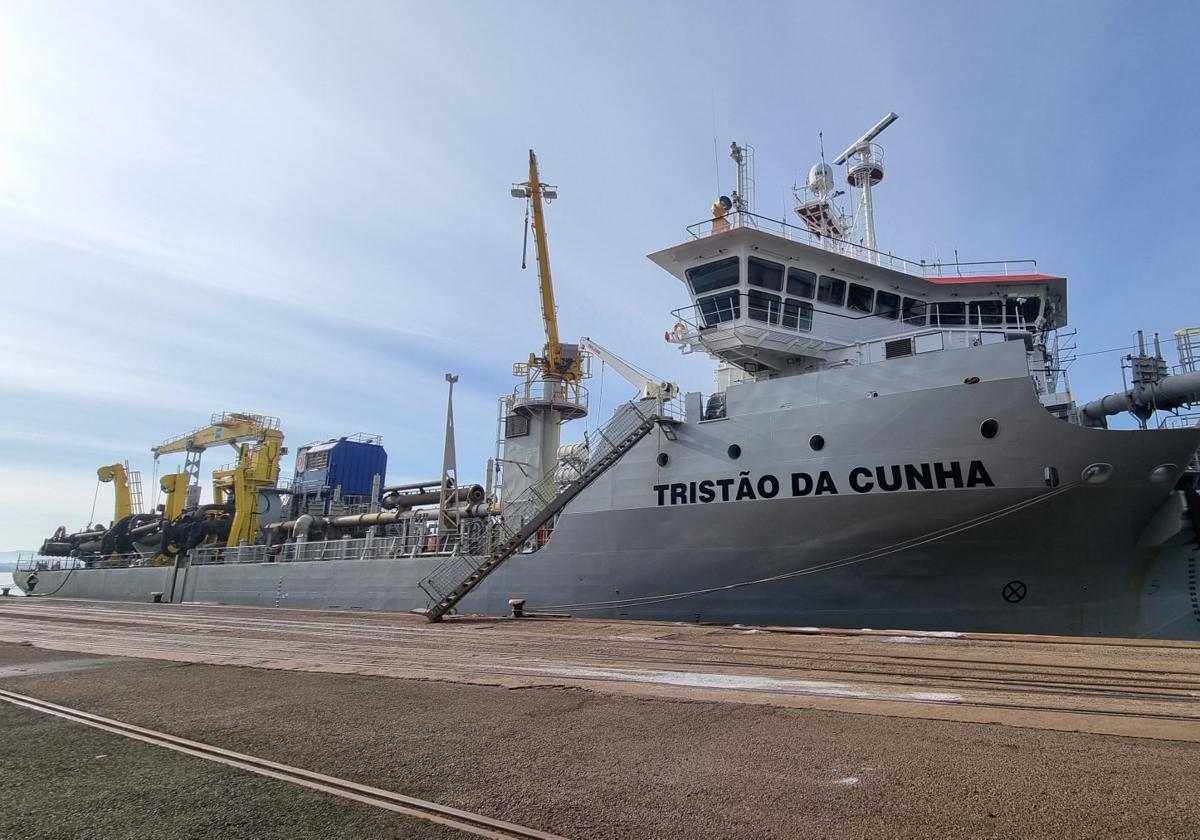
<box><xmin>0</xmin><ymin>687</ymin><xmax>567</xmax><ymax>840</ymax></box>
<box><xmin>2</xmin><ymin>600</ymin><xmax>1198</xmax><ymax>738</ymax></box>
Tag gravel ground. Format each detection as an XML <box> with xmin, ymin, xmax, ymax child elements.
<box><xmin>2</xmin><ymin>644</ymin><xmax>1198</xmax><ymax>839</ymax></box>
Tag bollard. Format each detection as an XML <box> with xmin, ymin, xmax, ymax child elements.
<box><xmin>151</xmin><ymin>591</ymin><xmax>163</xmax><ymax>603</ymax></box>
<box><xmin>508</xmin><ymin>598</ymin><xmax>526</xmax><ymax>618</ymax></box>
<box><xmin>1</xmin><ymin>587</ymin><xmax>10</xmax><ymax>597</ymax></box>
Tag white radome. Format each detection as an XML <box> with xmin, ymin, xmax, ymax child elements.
<box><xmin>807</xmin><ymin>162</ymin><xmax>835</xmax><ymax>195</ymax></box>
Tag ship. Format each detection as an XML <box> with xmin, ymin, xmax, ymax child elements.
<box><xmin>14</xmin><ymin>114</ymin><xmax>1200</xmax><ymax>640</ymax></box>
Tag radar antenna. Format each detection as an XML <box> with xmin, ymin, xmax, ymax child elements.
<box><xmin>833</xmin><ymin>112</ymin><xmax>898</xmax><ymax>262</ymax></box>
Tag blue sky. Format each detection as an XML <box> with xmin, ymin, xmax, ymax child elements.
<box><xmin>1</xmin><ymin>0</ymin><xmax>1197</xmax><ymax>549</ymax></box>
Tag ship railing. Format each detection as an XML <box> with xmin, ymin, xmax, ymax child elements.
<box><xmin>685</xmin><ymin>210</ymin><xmax>1037</xmax><ymax>279</ymax></box>
<box><xmin>187</xmin><ymin>533</ymin><xmax>454</xmax><ymax>566</ymax></box>
<box><xmin>1160</xmin><ymin>412</ymin><xmax>1200</xmax><ymax>474</ymax></box>
<box><xmin>15</xmin><ymin>552</ymin><xmax>157</xmax><ymax>571</ymax></box>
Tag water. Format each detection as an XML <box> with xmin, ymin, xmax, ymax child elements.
<box><xmin>0</xmin><ymin>571</ymin><xmax>25</xmax><ymax>595</ymax></box>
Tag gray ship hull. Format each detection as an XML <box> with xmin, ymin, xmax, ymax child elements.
<box><xmin>16</xmin><ymin>341</ymin><xmax>1200</xmax><ymax>639</ymax></box>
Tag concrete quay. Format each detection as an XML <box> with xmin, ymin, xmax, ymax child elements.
<box><xmin>1</xmin><ymin>597</ymin><xmax>1198</xmax><ymax>838</ymax></box>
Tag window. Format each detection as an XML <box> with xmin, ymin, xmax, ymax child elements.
<box><xmin>847</xmin><ymin>283</ymin><xmax>874</xmax><ymax>314</ymax></box>
<box><xmin>787</xmin><ymin>268</ymin><xmax>816</xmax><ymax>299</ymax></box>
<box><xmin>1005</xmin><ymin>297</ymin><xmax>1042</xmax><ymax>326</ymax></box>
<box><xmin>686</xmin><ymin>257</ymin><xmax>739</xmax><ymax>295</ymax></box>
<box><xmin>902</xmin><ymin>297</ymin><xmax>926</xmax><ymax>326</ymax></box>
<box><xmin>697</xmin><ymin>291</ymin><xmax>740</xmax><ymax>327</ymax></box>
<box><xmin>782</xmin><ymin>299</ymin><xmax>814</xmax><ymax>331</ymax></box>
<box><xmin>817</xmin><ymin>275</ymin><xmax>846</xmax><ymax>306</ymax></box>
<box><xmin>932</xmin><ymin>301</ymin><xmax>966</xmax><ymax>326</ymax></box>
<box><xmin>969</xmin><ymin>300</ymin><xmax>1004</xmax><ymax>326</ymax></box>
<box><xmin>875</xmin><ymin>291</ymin><xmax>900</xmax><ymax>320</ymax></box>
<box><xmin>747</xmin><ymin>289</ymin><xmax>781</xmax><ymax>324</ymax></box>
<box><xmin>747</xmin><ymin>257</ymin><xmax>783</xmax><ymax>291</ymax></box>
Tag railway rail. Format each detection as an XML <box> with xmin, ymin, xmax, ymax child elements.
<box><xmin>0</xmin><ymin>687</ymin><xmax>567</xmax><ymax>840</ymax></box>
<box><xmin>2</xmin><ymin>599</ymin><xmax>1198</xmax><ymax>741</ymax></box>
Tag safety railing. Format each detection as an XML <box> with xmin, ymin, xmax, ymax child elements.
<box><xmin>685</xmin><ymin>210</ymin><xmax>1037</xmax><ymax>279</ymax></box>
<box><xmin>187</xmin><ymin>533</ymin><xmax>457</xmax><ymax>566</ymax></box>
<box><xmin>15</xmin><ymin>552</ymin><xmax>158</xmax><ymax>571</ymax></box>
<box><xmin>512</xmin><ymin>378</ymin><xmax>590</xmax><ymax>419</ymax></box>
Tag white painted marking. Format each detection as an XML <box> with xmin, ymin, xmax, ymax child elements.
<box><xmin>535</xmin><ymin>666</ymin><xmax>964</xmax><ymax>704</ymax></box>
<box><xmin>833</xmin><ymin>777</ymin><xmax>859</xmax><ymax>786</ymax></box>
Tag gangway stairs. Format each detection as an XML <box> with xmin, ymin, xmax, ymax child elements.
<box><xmin>415</xmin><ymin>400</ymin><xmax>664</xmax><ymax>622</ymax></box>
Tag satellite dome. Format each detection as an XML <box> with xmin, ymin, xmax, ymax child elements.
<box><xmin>807</xmin><ymin>162</ymin><xmax>835</xmax><ymax>194</ymax></box>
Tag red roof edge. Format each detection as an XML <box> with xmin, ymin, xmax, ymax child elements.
<box><xmin>922</xmin><ymin>273</ymin><xmax>1062</xmax><ymax>285</ymax></box>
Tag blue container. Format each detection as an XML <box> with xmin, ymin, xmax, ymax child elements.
<box><xmin>294</xmin><ymin>436</ymin><xmax>387</xmax><ymax>498</ymax></box>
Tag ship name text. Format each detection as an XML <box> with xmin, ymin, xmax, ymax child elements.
<box><xmin>652</xmin><ymin>460</ymin><xmax>994</xmax><ymax>507</ymax></box>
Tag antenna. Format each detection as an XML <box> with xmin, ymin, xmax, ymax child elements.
<box><xmin>833</xmin><ymin>112</ymin><xmax>899</xmax><ymax>165</ymax></box>
<box><xmin>729</xmin><ymin>142</ymin><xmax>754</xmax><ymax>217</ymax></box>
<box><xmin>834</xmin><ymin>112</ymin><xmax>898</xmax><ymax>262</ymax></box>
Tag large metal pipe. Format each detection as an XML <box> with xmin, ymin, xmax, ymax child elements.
<box><xmin>292</xmin><ymin>514</ymin><xmax>315</xmax><ymax>543</ymax></box>
<box><xmin>380</xmin><ymin>479</ymin><xmax>447</xmax><ymax>494</ymax></box>
<box><xmin>380</xmin><ymin>484</ymin><xmax>484</xmax><ymax>510</ymax></box>
<box><xmin>1080</xmin><ymin>370</ymin><xmax>1200</xmax><ymax>425</ymax></box>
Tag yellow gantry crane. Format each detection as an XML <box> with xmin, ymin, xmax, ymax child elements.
<box><xmin>151</xmin><ymin>412</ymin><xmax>285</xmax><ymax>546</ymax></box>
<box><xmin>511</xmin><ymin>150</ymin><xmax>589</xmax><ymax>390</ymax></box>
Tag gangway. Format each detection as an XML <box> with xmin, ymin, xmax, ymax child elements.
<box><xmin>415</xmin><ymin>400</ymin><xmax>664</xmax><ymax>622</ymax></box>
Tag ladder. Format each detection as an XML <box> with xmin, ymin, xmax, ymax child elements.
<box><xmin>415</xmin><ymin>400</ymin><xmax>663</xmax><ymax>622</ymax></box>
<box><xmin>127</xmin><ymin>462</ymin><xmax>145</xmax><ymax>516</ymax></box>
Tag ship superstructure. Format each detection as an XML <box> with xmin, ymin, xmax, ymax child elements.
<box><xmin>15</xmin><ymin>118</ymin><xmax>1200</xmax><ymax>640</ymax></box>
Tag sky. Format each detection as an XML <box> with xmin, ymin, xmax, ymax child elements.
<box><xmin>1</xmin><ymin>0</ymin><xmax>1198</xmax><ymax>549</ymax></box>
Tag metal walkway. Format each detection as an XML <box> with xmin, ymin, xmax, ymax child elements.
<box><xmin>415</xmin><ymin>400</ymin><xmax>663</xmax><ymax>622</ymax></box>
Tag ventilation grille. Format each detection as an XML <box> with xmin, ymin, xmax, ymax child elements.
<box><xmin>885</xmin><ymin>338</ymin><xmax>914</xmax><ymax>359</ymax></box>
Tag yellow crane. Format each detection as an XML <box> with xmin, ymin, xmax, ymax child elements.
<box><xmin>511</xmin><ymin>150</ymin><xmax>589</xmax><ymax>389</ymax></box>
<box><xmin>96</xmin><ymin>463</ymin><xmax>135</xmax><ymax>524</ymax></box>
<box><xmin>151</xmin><ymin>412</ymin><xmax>285</xmax><ymax>546</ymax></box>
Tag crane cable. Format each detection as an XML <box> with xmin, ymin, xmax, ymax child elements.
<box><xmin>530</xmin><ymin>480</ymin><xmax>1081</xmax><ymax>613</ymax></box>
<box><xmin>87</xmin><ymin>476</ymin><xmax>101</xmax><ymax>530</ymax></box>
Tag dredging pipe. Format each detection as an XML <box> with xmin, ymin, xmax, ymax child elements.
<box><xmin>265</xmin><ymin>501</ymin><xmax>493</xmax><ymax>544</ymax></box>
<box><xmin>380</xmin><ymin>484</ymin><xmax>484</xmax><ymax>510</ymax></box>
<box><xmin>1079</xmin><ymin>370</ymin><xmax>1200</xmax><ymax>426</ymax></box>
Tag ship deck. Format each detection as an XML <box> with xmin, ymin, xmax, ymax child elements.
<box><xmin>2</xmin><ymin>598</ymin><xmax>1198</xmax><ymax>838</ymax></box>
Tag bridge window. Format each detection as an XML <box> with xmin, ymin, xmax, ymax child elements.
<box><xmin>783</xmin><ymin>299</ymin><xmax>814</xmax><ymax>331</ymax></box>
<box><xmin>847</xmin><ymin>283</ymin><xmax>874</xmax><ymax>314</ymax></box>
<box><xmin>747</xmin><ymin>257</ymin><xmax>784</xmax><ymax>291</ymax></box>
<box><xmin>686</xmin><ymin>257</ymin><xmax>740</xmax><ymax>295</ymax></box>
<box><xmin>1004</xmin><ymin>297</ymin><xmax>1042</xmax><ymax>326</ymax></box>
<box><xmin>876</xmin><ymin>291</ymin><xmax>900</xmax><ymax>320</ymax></box>
<box><xmin>697</xmin><ymin>291</ymin><xmax>740</xmax><ymax>327</ymax></box>
<box><xmin>787</xmin><ymin>268</ymin><xmax>816</xmax><ymax>299</ymax></box>
<box><xmin>748</xmin><ymin>289</ymin><xmax>782</xmax><ymax>324</ymax></box>
<box><xmin>902</xmin><ymin>297</ymin><xmax>926</xmax><ymax>326</ymax></box>
<box><xmin>932</xmin><ymin>301</ymin><xmax>966</xmax><ymax>326</ymax></box>
<box><xmin>817</xmin><ymin>275</ymin><xmax>846</xmax><ymax>307</ymax></box>
<box><xmin>970</xmin><ymin>300</ymin><xmax>1004</xmax><ymax>326</ymax></box>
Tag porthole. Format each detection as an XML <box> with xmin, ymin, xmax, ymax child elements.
<box><xmin>964</xmin><ymin>376</ymin><xmax>981</xmax><ymax>385</ymax></box>
<box><xmin>980</xmin><ymin>419</ymin><xmax>999</xmax><ymax>439</ymax></box>
<box><xmin>1149</xmin><ymin>464</ymin><xmax>1179</xmax><ymax>484</ymax></box>
<box><xmin>656</xmin><ymin>452</ymin><xmax>669</xmax><ymax>468</ymax></box>
<box><xmin>727</xmin><ymin>444</ymin><xmax>742</xmax><ymax>459</ymax></box>
<box><xmin>1080</xmin><ymin>462</ymin><xmax>1114</xmax><ymax>485</ymax></box>
<box><xmin>809</xmin><ymin>434</ymin><xmax>825</xmax><ymax>451</ymax></box>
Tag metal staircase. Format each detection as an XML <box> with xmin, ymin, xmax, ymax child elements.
<box><xmin>415</xmin><ymin>400</ymin><xmax>663</xmax><ymax>622</ymax></box>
